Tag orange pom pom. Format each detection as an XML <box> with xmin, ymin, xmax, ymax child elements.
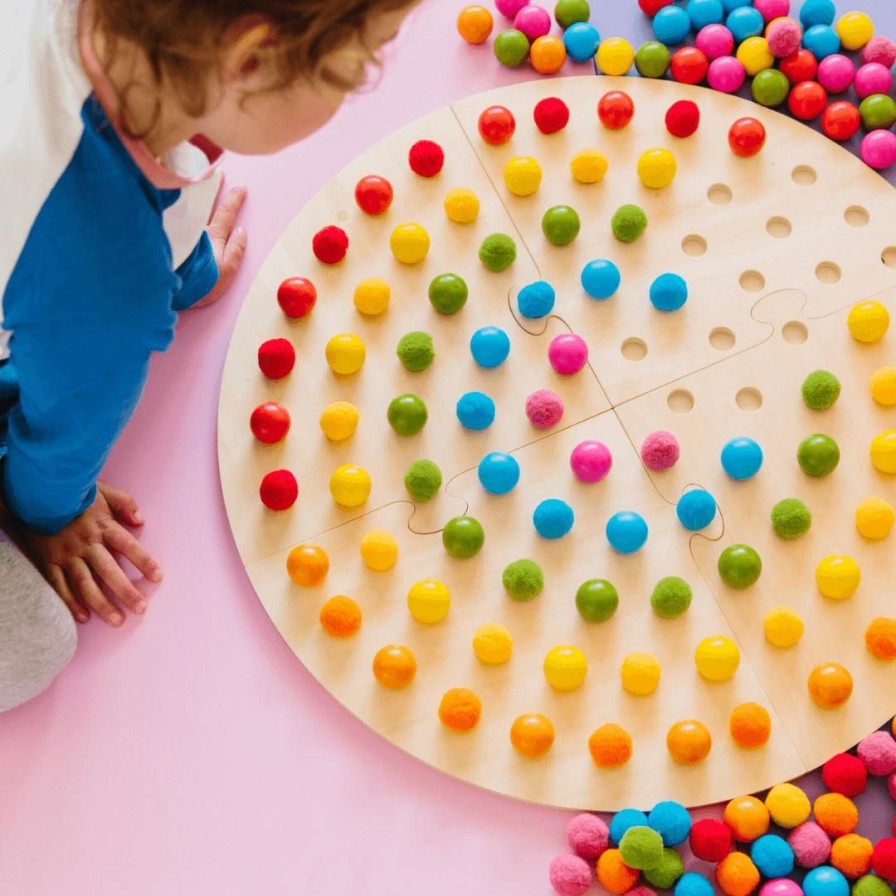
<box><xmin>530</xmin><ymin>35</ymin><xmax>567</xmax><ymax>74</ymax></box>
<box><xmin>589</xmin><ymin>723</ymin><xmax>633</xmax><ymax>768</ymax></box>
<box><xmin>729</xmin><ymin>702</ymin><xmax>772</xmax><ymax>748</ymax></box>
<box><xmin>866</xmin><ymin>617</ymin><xmax>896</xmax><ymax>660</ymax></box>
<box><xmin>716</xmin><ymin>852</ymin><xmax>761</xmax><ymax>896</ymax></box>
<box><xmin>319</xmin><ymin>595</ymin><xmax>362</xmax><ymax>637</ymax></box>
<box><xmin>286</xmin><ymin>543</ymin><xmax>329</xmax><ymax>586</ymax></box>
<box><xmin>831</xmin><ymin>834</ymin><xmax>874</xmax><ymax>878</ymax></box>
<box><xmin>510</xmin><ymin>713</ymin><xmax>555</xmax><ymax>758</ymax></box>
<box><xmin>724</xmin><ymin>795</ymin><xmax>770</xmax><ymax>842</ymax></box>
<box><xmin>596</xmin><ymin>848</ymin><xmax>640</xmax><ymax>894</ymax></box>
<box><xmin>667</xmin><ymin>719</ymin><xmax>712</xmax><ymax>764</ymax></box>
<box><xmin>372</xmin><ymin>644</ymin><xmax>417</xmax><ymax>690</ymax></box>
<box><xmin>814</xmin><ymin>792</ymin><xmax>859</xmax><ymax>837</ymax></box>
<box><xmin>438</xmin><ymin>688</ymin><xmax>482</xmax><ymax>731</ymax></box>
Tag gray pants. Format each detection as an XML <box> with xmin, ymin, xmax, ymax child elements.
<box><xmin>0</xmin><ymin>533</ymin><xmax>77</xmax><ymax>712</ymax></box>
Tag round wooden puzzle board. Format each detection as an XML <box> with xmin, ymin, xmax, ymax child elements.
<box><xmin>218</xmin><ymin>76</ymin><xmax>896</xmax><ymax>810</ymax></box>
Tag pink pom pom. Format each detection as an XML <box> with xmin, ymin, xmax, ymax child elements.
<box><xmin>641</xmin><ymin>431</ymin><xmax>680</xmax><ymax>471</ymax></box>
<box><xmin>495</xmin><ymin>0</ymin><xmax>529</xmax><ymax>17</ymax></box>
<box><xmin>548</xmin><ymin>334</ymin><xmax>589</xmax><ymax>375</ymax></box>
<box><xmin>526</xmin><ymin>389</ymin><xmax>565</xmax><ymax>429</ymax></box>
<box><xmin>857</xmin><ymin>730</ymin><xmax>896</xmax><ymax>776</ymax></box>
<box><xmin>861</xmin><ymin>131</ymin><xmax>896</xmax><ymax>171</ymax></box>
<box><xmin>766</xmin><ymin>18</ymin><xmax>802</xmax><ymax>58</ymax></box>
<box><xmin>549</xmin><ymin>853</ymin><xmax>592</xmax><ymax>896</ymax></box>
<box><xmin>514</xmin><ymin>5</ymin><xmax>551</xmax><ymax>41</ymax></box>
<box><xmin>696</xmin><ymin>24</ymin><xmax>735</xmax><ymax>60</ymax></box>
<box><xmin>817</xmin><ymin>54</ymin><xmax>856</xmax><ymax>93</ymax></box>
<box><xmin>754</xmin><ymin>0</ymin><xmax>789</xmax><ymax>23</ymax></box>
<box><xmin>707</xmin><ymin>56</ymin><xmax>746</xmax><ymax>93</ymax></box>
<box><xmin>761</xmin><ymin>881</ymin><xmax>804</xmax><ymax>896</ymax></box>
<box><xmin>567</xmin><ymin>813</ymin><xmax>610</xmax><ymax>859</ymax></box>
<box><xmin>570</xmin><ymin>441</ymin><xmax>613</xmax><ymax>484</ymax></box>
<box><xmin>789</xmin><ymin>822</ymin><xmax>832</xmax><ymax>868</ymax></box>
<box><xmin>855</xmin><ymin>62</ymin><xmax>894</xmax><ymax>99</ymax></box>
<box><xmin>861</xmin><ymin>36</ymin><xmax>896</xmax><ymax>67</ymax></box>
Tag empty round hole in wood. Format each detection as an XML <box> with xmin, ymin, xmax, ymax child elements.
<box><xmin>739</xmin><ymin>270</ymin><xmax>766</xmax><ymax>292</ymax></box>
<box><xmin>736</xmin><ymin>387</ymin><xmax>763</xmax><ymax>410</ymax></box>
<box><xmin>815</xmin><ymin>262</ymin><xmax>841</xmax><ymax>284</ymax></box>
<box><xmin>766</xmin><ymin>216</ymin><xmax>792</xmax><ymax>238</ymax></box>
<box><xmin>681</xmin><ymin>234</ymin><xmax>708</xmax><ymax>256</ymax></box>
<box><xmin>791</xmin><ymin>165</ymin><xmax>817</xmax><ymax>186</ymax></box>
<box><xmin>844</xmin><ymin>205</ymin><xmax>869</xmax><ymax>227</ymax></box>
<box><xmin>707</xmin><ymin>183</ymin><xmax>733</xmax><ymax>205</ymax></box>
<box><xmin>337</xmin><ymin>210</ymin><xmax>349</xmax><ymax>222</ymax></box>
<box><xmin>882</xmin><ymin>247</ymin><xmax>896</xmax><ymax>268</ymax></box>
<box><xmin>782</xmin><ymin>320</ymin><xmax>809</xmax><ymax>344</ymax></box>
<box><xmin>621</xmin><ymin>338</ymin><xmax>647</xmax><ymax>361</ymax></box>
<box><xmin>709</xmin><ymin>327</ymin><xmax>736</xmax><ymax>350</ymax></box>
<box><xmin>668</xmin><ymin>389</ymin><xmax>694</xmax><ymax>413</ymax></box>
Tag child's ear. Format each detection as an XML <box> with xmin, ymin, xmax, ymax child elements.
<box><xmin>222</xmin><ymin>17</ymin><xmax>276</xmax><ymax>82</ymax></box>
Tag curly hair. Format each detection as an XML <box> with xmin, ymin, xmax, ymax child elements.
<box><xmin>92</xmin><ymin>0</ymin><xmax>416</xmax><ymax>123</ymax></box>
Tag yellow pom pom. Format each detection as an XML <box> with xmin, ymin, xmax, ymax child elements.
<box><xmin>570</xmin><ymin>149</ymin><xmax>609</xmax><ymax>184</ymax></box>
<box><xmin>543</xmin><ymin>645</ymin><xmax>588</xmax><ymax>691</ymax></box>
<box><xmin>620</xmin><ymin>652</ymin><xmax>661</xmax><ymax>695</ymax></box>
<box><xmin>325</xmin><ymin>333</ymin><xmax>366</xmax><ymax>375</ymax></box>
<box><xmin>836</xmin><ymin>11</ymin><xmax>874</xmax><ymax>51</ymax></box>
<box><xmin>503</xmin><ymin>156</ymin><xmax>543</xmax><ymax>197</ymax></box>
<box><xmin>815</xmin><ymin>555</ymin><xmax>861</xmax><ymax>600</ymax></box>
<box><xmin>319</xmin><ymin>401</ymin><xmax>359</xmax><ymax>441</ymax></box>
<box><xmin>695</xmin><ymin>635</ymin><xmax>740</xmax><ymax>681</ymax></box>
<box><xmin>765</xmin><ymin>782</ymin><xmax>811</xmax><ymax>829</ymax></box>
<box><xmin>329</xmin><ymin>464</ymin><xmax>372</xmax><ymax>508</ymax></box>
<box><xmin>848</xmin><ymin>300</ymin><xmax>889</xmax><ymax>343</ymax></box>
<box><xmin>596</xmin><ymin>37</ymin><xmax>635</xmax><ymax>76</ymax></box>
<box><xmin>870</xmin><ymin>429</ymin><xmax>896</xmax><ymax>474</ymax></box>
<box><xmin>359</xmin><ymin>529</ymin><xmax>398</xmax><ymax>571</ymax></box>
<box><xmin>353</xmin><ymin>278</ymin><xmax>390</xmax><ymax>316</ymax></box>
<box><xmin>472</xmin><ymin>623</ymin><xmax>514</xmax><ymax>664</ymax></box>
<box><xmin>855</xmin><ymin>496</ymin><xmax>895</xmax><ymax>540</ymax></box>
<box><xmin>637</xmin><ymin>148</ymin><xmax>677</xmax><ymax>189</ymax></box>
<box><xmin>870</xmin><ymin>367</ymin><xmax>896</xmax><ymax>406</ymax></box>
<box><xmin>737</xmin><ymin>36</ymin><xmax>775</xmax><ymax>76</ymax></box>
<box><xmin>443</xmin><ymin>187</ymin><xmax>480</xmax><ymax>224</ymax></box>
<box><xmin>763</xmin><ymin>605</ymin><xmax>804</xmax><ymax>648</ymax></box>
<box><xmin>407</xmin><ymin>579</ymin><xmax>450</xmax><ymax>624</ymax></box>
<box><xmin>390</xmin><ymin>223</ymin><xmax>430</xmax><ymax>264</ymax></box>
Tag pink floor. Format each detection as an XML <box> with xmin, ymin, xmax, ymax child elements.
<box><xmin>2</xmin><ymin>2</ymin><xmax>895</xmax><ymax>894</ymax></box>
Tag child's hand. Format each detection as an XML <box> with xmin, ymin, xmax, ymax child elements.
<box><xmin>191</xmin><ymin>186</ymin><xmax>248</xmax><ymax>309</ymax></box>
<box><xmin>23</xmin><ymin>482</ymin><xmax>162</xmax><ymax>627</ymax></box>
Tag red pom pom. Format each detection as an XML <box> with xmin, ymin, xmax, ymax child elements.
<box><xmin>821</xmin><ymin>101</ymin><xmax>861</xmax><ymax>141</ymax></box>
<box><xmin>259</xmin><ymin>469</ymin><xmax>299</xmax><ymax>510</ymax></box>
<box><xmin>728</xmin><ymin>117</ymin><xmax>766</xmax><ymax>157</ymax></box>
<box><xmin>670</xmin><ymin>46</ymin><xmax>709</xmax><ymax>85</ymax></box>
<box><xmin>597</xmin><ymin>91</ymin><xmax>634</xmax><ymax>129</ymax></box>
<box><xmin>312</xmin><ymin>225</ymin><xmax>349</xmax><ymax>264</ymax></box>
<box><xmin>665</xmin><ymin>100</ymin><xmax>701</xmax><ymax>138</ymax></box>
<box><xmin>277</xmin><ymin>277</ymin><xmax>316</xmax><ymax>318</ymax></box>
<box><xmin>257</xmin><ymin>338</ymin><xmax>296</xmax><ymax>380</ymax></box>
<box><xmin>408</xmin><ymin>139</ymin><xmax>445</xmax><ymax>177</ymax></box>
<box><xmin>779</xmin><ymin>48</ymin><xmax>818</xmax><ymax>85</ymax></box>
<box><xmin>354</xmin><ymin>175</ymin><xmax>393</xmax><ymax>216</ymax></box>
<box><xmin>822</xmin><ymin>753</ymin><xmax>868</xmax><ymax>797</ymax></box>
<box><xmin>638</xmin><ymin>0</ymin><xmax>674</xmax><ymax>15</ymax></box>
<box><xmin>788</xmin><ymin>80</ymin><xmax>827</xmax><ymax>121</ymax></box>
<box><xmin>872</xmin><ymin>838</ymin><xmax>896</xmax><ymax>882</ymax></box>
<box><xmin>690</xmin><ymin>818</ymin><xmax>734</xmax><ymax>862</ymax></box>
<box><xmin>533</xmin><ymin>97</ymin><xmax>570</xmax><ymax>134</ymax></box>
<box><xmin>250</xmin><ymin>402</ymin><xmax>291</xmax><ymax>444</ymax></box>
<box><xmin>478</xmin><ymin>105</ymin><xmax>516</xmax><ymax>145</ymax></box>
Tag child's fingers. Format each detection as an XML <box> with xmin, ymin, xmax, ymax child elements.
<box><xmin>98</xmin><ymin>481</ymin><xmax>144</xmax><ymax>526</ymax></box>
<box><xmin>103</xmin><ymin>524</ymin><xmax>163</xmax><ymax>585</ymax></box>
<box><xmin>66</xmin><ymin>558</ymin><xmax>124</xmax><ymax>627</ymax></box>
<box><xmin>87</xmin><ymin>543</ymin><xmax>147</xmax><ymax>615</ymax></box>
<box><xmin>218</xmin><ymin>225</ymin><xmax>247</xmax><ymax>286</ymax></box>
<box><xmin>208</xmin><ymin>186</ymin><xmax>247</xmax><ymax>244</ymax></box>
<box><xmin>46</xmin><ymin>564</ymin><xmax>90</xmax><ymax>624</ymax></box>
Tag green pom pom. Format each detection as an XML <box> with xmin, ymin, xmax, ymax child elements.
<box><xmin>611</xmin><ymin>204</ymin><xmax>648</xmax><ymax>243</ymax></box>
<box><xmin>797</xmin><ymin>433</ymin><xmax>840</xmax><ymax>478</ymax></box>
<box><xmin>479</xmin><ymin>233</ymin><xmax>517</xmax><ymax>272</ymax></box>
<box><xmin>650</xmin><ymin>576</ymin><xmax>692</xmax><ymax>619</ymax></box>
<box><xmin>852</xmin><ymin>876</ymin><xmax>896</xmax><ymax>896</ymax></box>
<box><xmin>396</xmin><ymin>332</ymin><xmax>435</xmax><ymax>371</ymax></box>
<box><xmin>644</xmin><ymin>848</ymin><xmax>686</xmax><ymax>889</ymax></box>
<box><xmin>771</xmin><ymin>498</ymin><xmax>812</xmax><ymax>539</ymax></box>
<box><xmin>801</xmin><ymin>370</ymin><xmax>841</xmax><ymax>410</ymax></box>
<box><xmin>555</xmin><ymin>0</ymin><xmax>590</xmax><ymax>28</ymax></box>
<box><xmin>576</xmin><ymin>579</ymin><xmax>619</xmax><ymax>622</ymax></box>
<box><xmin>502</xmin><ymin>559</ymin><xmax>544</xmax><ymax>601</ymax></box>
<box><xmin>442</xmin><ymin>516</ymin><xmax>485</xmax><ymax>559</ymax></box>
<box><xmin>619</xmin><ymin>826</ymin><xmax>665</xmax><ymax>871</ymax></box>
<box><xmin>541</xmin><ymin>205</ymin><xmax>581</xmax><ymax>247</ymax></box>
<box><xmin>404</xmin><ymin>459</ymin><xmax>442</xmax><ymax>502</ymax></box>
<box><xmin>635</xmin><ymin>41</ymin><xmax>671</xmax><ymax>79</ymax></box>
<box><xmin>428</xmin><ymin>274</ymin><xmax>468</xmax><ymax>315</ymax></box>
<box><xmin>718</xmin><ymin>544</ymin><xmax>762</xmax><ymax>589</ymax></box>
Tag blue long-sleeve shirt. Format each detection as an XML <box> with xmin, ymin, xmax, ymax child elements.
<box><xmin>0</xmin><ymin>0</ymin><xmax>220</xmax><ymax>533</ymax></box>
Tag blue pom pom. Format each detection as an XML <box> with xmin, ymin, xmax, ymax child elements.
<box><xmin>721</xmin><ymin>0</ymin><xmax>752</xmax><ymax>12</ymax></box>
<box><xmin>647</xmin><ymin>800</ymin><xmax>692</xmax><ymax>847</ymax></box>
<box><xmin>477</xmin><ymin>452</ymin><xmax>520</xmax><ymax>495</ymax></box>
<box><xmin>804</xmin><ymin>867</ymin><xmax>849</xmax><ymax>896</ymax></box>
<box><xmin>533</xmin><ymin>499</ymin><xmax>575</xmax><ymax>539</ymax></box>
<box><xmin>470</xmin><ymin>326</ymin><xmax>510</xmax><ymax>369</ymax></box>
<box><xmin>799</xmin><ymin>0</ymin><xmax>836</xmax><ymax>29</ymax></box>
<box><xmin>606</xmin><ymin>511</ymin><xmax>649</xmax><ymax>554</ymax></box>
<box><xmin>456</xmin><ymin>391</ymin><xmax>495</xmax><ymax>431</ymax></box>
<box><xmin>721</xmin><ymin>436</ymin><xmax>763</xmax><ymax>481</ymax></box>
<box><xmin>726</xmin><ymin>7</ymin><xmax>764</xmax><ymax>42</ymax></box>
<box><xmin>803</xmin><ymin>24</ymin><xmax>840</xmax><ymax>59</ymax></box>
<box><xmin>649</xmin><ymin>273</ymin><xmax>688</xmax><ymax>311</ymax></box>
<box><xmin>675</xmin><ymin>872</ymin><xmax>715</xmax><ymax>896</ymax></box>
<box><xmin>564</xmin><ymin>22</ymin><xmax>601</xmax><ymax>61</ymax></box>
<box><xmin>653</xmin><ymin>6</ymin><xmax>692</xmax><ymax>44</ymax></box>
<box><xmin>687</xmin><ymin>0</ymin><xmax>724</xmax><ymax>30</ymax></box>
<box><xmin>581</xmin><ymin>259</ymin><xmax>621</xmax><ymax>300</ymax></box>
<box><xmin>517</xmin><ymin>280</ymin><xmax>556</xmax><ymax>319</ymax></box>
<box><xmin>676</xmin><ymin>488</ymin><xmax>717</xmax><ymax>531</ymax></box>
<box><xmin>751</xmin><ymin>834</ymin><xmax>795</xmax><ymax>879</ymax></box>
<box><xmin>609</xmin><ymin>808</ymin><xmax>649</xmax><ymax>845</ymax></box>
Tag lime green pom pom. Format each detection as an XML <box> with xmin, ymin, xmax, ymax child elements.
<box><xmin>611</xmin><ymin>204</ymin><xmax>648</xmax><ymax>243</ymax></box>
<box><xmin>502</xmin><ymin>559</ymin><xmax>544</xmax><ymax>601</ymax></box>
<box><xmin>396</xmin><ymin>332</ymin><xmax>435</xmax><ymax>371</ymax></box>
<box><xmin>404</xmin><ymin>459</ymin><xmax>442</xmax><ymax>502</ymax></box>
<box><xmin>650</xmin><ymin>576</ymin><xmax>693</xmax><ymax>619</ymax></box>
<box><xmin>479</xmin><ymin>233</ymin><xmax>517</xmax><ymax>272</ymax></box>
<box><xmin>801</xmin><ymin>370</ymin><xmax>841</xmax><ymax>410</ymax></box>
<box><xmin>771</xmin><ymin>498</ymin><xmax>812</xmax><ymax>539</ymax></box>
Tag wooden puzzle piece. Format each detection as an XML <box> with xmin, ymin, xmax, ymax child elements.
<box><xmin>451</xmin><ymin>77</ymin><xmax>896</xmax><ymax>406</ymax></box>
<box><xmin>247</xmin><ymin>421</ymin><xmax>803</xmax><ymax>810</ymax></box>
<box><xmin>615</xmin><ymin>288</ymin><xmax>896</xmax><ymax>774</ymax></box>
<box><xmin>219</xmin><ymin>105</ymin><xmax>611</xmax><ymax>568</ymax></box>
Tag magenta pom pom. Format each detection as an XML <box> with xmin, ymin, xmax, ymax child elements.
<box><xmin>754</xmin><ymin>0</ymin><xmax>789</xmax><ymax>23</ymax></box>
<box><xmin>817</xmin><ymin>54</ymin><xmax>856</xmax><ymax>93</ymax></box>
<box><xmin>766</xmin><ymin>18</ymin><xmax>802</xmax><ymax>58</ymax></box>
<box><xmin>548</xmin><ymin>334</ymin><xmax>589</xmax><ymax>375</ymax></box>
<box><xmin>495</xmin><ymin>0</ymin><xmax>529</xmax><ymax>17</ymax></box>
<box><xmin>707</xmin><ymin>56</ymin><xmax>746</xmax><ymax>93</ymax></box>
<box><xmin>570</xmin><ymin>441</ymin><xmax>613</xmax><ymax>484</ymax></box>
<box><xmin>861</xmin><ymin>36</ymin><xmax>896</xmax><ymax>67</ymax></box>
<box><xmin>549</xmin><ymin>853</ymin><xmax>592</xmax><ymax>896</ymax></box>
<box><xmin>861</xmin><ymin>131</ymin><xmax>896</xmax><ymax>171</ymax></box>
<box><xmin>760</xmin><ymin>880</ymin><xmax>804</xmax><ymax>896</ymax></box>
<box><xmin>788</xmin><ymin>822</ymin><xmax>832</xmax><ymax>868</ymax></box>
<box><xmin>567</xmin><ymin>813</ymin><xmax>610</xmax><ymax>860</ymax></box>
<box><xmin>514</xmin><ymin>4</ymin><xmax>551</xmax><ymax>40</ymax></box>
<box><xmin>697</xmin><ymin>24</ymin><xmax>735</xmax><ymax>59</ymax></box>
<box><xmin>641</xmin><ymin>431</ymin><xmax>681</xmax><ymax>471</ymax></box>
<box><xmin>855</xmin><ymin>62</ymin><xmax>894</xmax><ymax>99</ymax></box>
<box><xmin>857</xmin><ymin>730</ymin><xmax>896</xmax><ymax>776</ymax></box>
